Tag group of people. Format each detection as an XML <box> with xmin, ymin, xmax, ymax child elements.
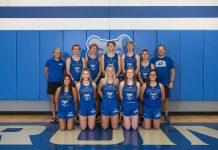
<box><xmin>44</xmin><ymin>41</ymin><xmax>175</xmax><ymax>131</ymax></box>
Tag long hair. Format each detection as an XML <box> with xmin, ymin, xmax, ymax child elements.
<box><xmin>79</xmin><ymin>68</ymin><xmax>92</xmax><ymax>82</ymax></box>
<box><xmin>104</xmin><ymin>65</ymin><xmax>117</xmax><ymax>85</ymax></box>
<box><xmin>124</xmin><ymin>67</ymin><xmax>136</xmax><ymax>85</ymax></box>
<box><xmin>146</xmin><ymin>69</ymin><xmax>158</xmax><ymax>87</ymax></box>
<box><xmin>53</xmin><ymin>47</ymin><xmax>64</xmax><ymax>60</ymax></box>
<box><xmin>60</xmin><ymin>74</ymin><xmax>73</xmax><ymax>96</ymax></box>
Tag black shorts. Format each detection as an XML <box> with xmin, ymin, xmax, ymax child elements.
<box><xmin>164</xmin><ymin>86</ymin><xmax>171</xmax><ymax>98</ymax></box>
<box><xmin>47</xmin><ymin>82</ymin><xmax>62</xmax><ymax>95</ymax></box>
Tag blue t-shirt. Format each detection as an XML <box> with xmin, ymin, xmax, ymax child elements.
<box><xmin>58</xmin><ymin>89</ymin><xmax>74</xmax><ymax>112</ymax></box>
<box><xmin>45</xmin><ymin>58</ymin><xmax>65</xmax><ymax>82</ymax></box>
<box><xmin>124</xmin><ymin>53</ymin><xmax>137</xmax><ymax>71</ymax></box>
<box><xmin>143</xmin><ymin>83</ymin><xmax>162</xmax><ymax>108</ymax></box>
<box><xmin>70</xmin><ymin>57</ymin><xmax>83</xmax><ymax>81</ymax></box>
<box><xmin>151</xmin><ymin>56</ymin><xmax>174</xmax><ymax>86</ymax></box>
<box><xmin>104</xmin><ymin>53</ymin><xmax>118</xmax><ymax>73</ymax></box>
<box><xmin>87</xmin><ymin>56</ymin><xmax>99</xmax><ymax>81</ymax></box>
<box><xmin>140</xmin><ymin>62</ymin><xmax>151</xmax><ymax>83</ymax></box>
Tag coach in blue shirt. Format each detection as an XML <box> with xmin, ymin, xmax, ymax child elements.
<box><xmin>151</xmin><ymin>44</ymin><xmax>175</xmax><ymax>123</ymax></box>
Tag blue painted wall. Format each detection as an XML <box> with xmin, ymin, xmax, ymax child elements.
<box><xmin>0</xmin><ymin>30</ymin><xmax>218</xmax><ymax>101</ymax></box>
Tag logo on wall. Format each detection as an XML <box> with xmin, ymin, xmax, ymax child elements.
<box><xmin>86</xmin><ymin>34</ymin><xmax>132</xmax><ymax>56</ymax></box>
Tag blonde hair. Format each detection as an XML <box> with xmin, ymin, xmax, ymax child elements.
<box><xmin>53</xmin><ymin>47</ymin><xmax>64</xmax><ymax>60</ymax></box>
<box><xmin>79</xmin><ymin>68</ymin><xmax>92</xmax><ymax>82</ymax></box>
<box><xmin>126</xmin><ymin>41</ymin><xmax>134</xmax><ymax>47</ymax></box>
<box><xmin>104</xmin><ymin>65</ymin><xmax>117</xmax><ymax>85</ymax></box>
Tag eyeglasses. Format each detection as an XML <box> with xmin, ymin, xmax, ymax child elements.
<box><xmin>150</xmin><ymin>74</ymin><xmax>156</xmax><ymax>77</ymax></box>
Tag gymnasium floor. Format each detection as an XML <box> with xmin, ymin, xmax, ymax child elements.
<box><xmin>0</xmin><ymin>115</ymin><xmax>218</xmax><ymax>150</ymax></box>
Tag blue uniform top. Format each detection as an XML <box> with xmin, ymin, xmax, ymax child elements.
<box><xmin>143</xmin><ymin>83</ymin><xmax>162</xmax><ymax>107</ymax></box>
<box><xmin>102</xmin><ymin>82</ymin><xmax>118</xmax><ymax>103</ymax></box>
<box><xmin>45</xmin><ymin>58</ymin><xmax>65</xmax><ymax>82</ymax></box>
<box><xmin>122</xmin><ymin>83</ymin><xmax>138</xmax><ymax>103</ymax></box>
<box><xmin>140</xmin><ymin>62</ymin><xmax>151</xmax><ymax>83</ymax></box>
<box><xmin>87</xmin><ymin>56</ymin><xmax>99</xmax><ymax>81</ymax></box>
<box><xmin>58</xmin><ymin>88</ymin><xmax>74</xmax><ymax>112</ymax></box>
<box><xmin>151</xmin><ymin>56</ymin><xmax>174</xmax><ymax>86</ymax></box>
<box><xmin>104</xmin><ymin>53</ymin><xmax>118</xmax><ymax>73</ymax></box>
<box><xmin>79</xmin><ymin>82</ymin><xmax>95</xmax><ymax>104</ymax></box>
<box><xmin>124</xmin><ymin>53</ymin><xmax>137</xmax><ymax>71</ymax></box>
<box><xmin>70</xmin><ymin>57</ymin><xmax>83</xmax><ymax>81</ymax></box>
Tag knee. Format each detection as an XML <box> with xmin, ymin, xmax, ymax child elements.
<box><xmin>101</xmin><ymin>124</ymin><xmax>108</xmax><ymax>130</ymax></box>
<box><xmin>111</xmin><ymin>124</ymin><xmax>118</xmax><ymax>130</ymax></box>
<box><xmin>153</xmin><ymin>125</ymin><xmax>160</xmax><ymax>130</ymax></box>
<box><xmin>80</xmin><ymin>125</ymin><xmax>87</xmax><ymax>130</ymax></box>
<box><xmin>132</xmin><ymin>125</ymin><xmax>138</xmax><ymax>130</ymax></box>
<box><xmin>88</xmin><ymin>124</ymin><xmax>95</xmax><ymax>130</ymax></box>
<box><xmin>60</xmin><ymin>127</ymin><xmax>66</xmax><ymax>131</ymax></box>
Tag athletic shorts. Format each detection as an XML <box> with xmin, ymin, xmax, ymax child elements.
<box><xmin>58</xmin><ymin>110</ymin><xmax>76</xmax><ymax>120</ymax></box>
<box><xmin>164</xmin><ymin>86</ymin><xmax>171</xmax><ymax>98</ymax></box>
<box><xmin>143</xmin><ymin>105</ymin><xmax>161</xmax><ymax>120</ymax></box>
<box><xmin>79</xmin><ymin>102</ymin><xmax>96</xmax><ymax>116</ymax></box>
<box><xmin>101</xmin><ymin>101</ymin><xmax>120</xmax><ymax>116</ymax></box>
<box><xmin>122</xmin><ymin>102</ymin><xmax>139</xmax><ymax>117</ymax></box>
<box><xmin>47</xmin><ymin>82</ymin><xmax>62</xmax><ymax>95</ymax></box>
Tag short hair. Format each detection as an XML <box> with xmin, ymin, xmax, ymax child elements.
<box><xmin>142</xmin><ymin>49</ymin><xmax>149</xmax><ymax>54</ymax></box>
<box><xmin>157</xmin><ymin>44</ymin><xmax>165</xmax><ymax>50</ymax></box>
<box><xmin>126</xmin><ymin>41</ymin><xmax>134</xmax><ymax>47</ymax></box>
<box><xmin>89</xmin><ymin>43</ymin><xmax>98</xmax><ymax>49</ymax></box>
<box><xmin>72</xmin><ymin>44</ymin><xmax>81</xmax><ymax>50</ymax></box>
<box><xmin>107</xmin><ymin>41</ymin><xmax>116</xmax><ymax>47</ymax></box>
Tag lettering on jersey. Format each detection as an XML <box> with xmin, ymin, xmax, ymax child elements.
<box><xmin>156</xmin><ymin>60</ymin><xmax>166</xmax><ymax>68</ymax></box>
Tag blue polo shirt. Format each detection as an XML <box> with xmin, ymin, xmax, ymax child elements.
<box><xmin>151</xmin><ymin>56</ymin><xmax>174</xmax><ymax>86</ymax></box>
<box><xmin>45</xmin><ymin>58</ymin><xmax>65</xmax><ymax>82</ymax></box>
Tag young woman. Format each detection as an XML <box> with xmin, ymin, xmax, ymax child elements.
<box><xmin>45</xmin><ymin>48</ymin><xmax>65</xmax><ymax>122</ymax></box>
<box><xmin>119</xmin><ymin>67</ymin><xmax>140</xmax><ymax>130</ymax></box>
<box><xmin>140</xmin><ymin>69</ymin><xmax>165</xmax><ymax>130</ymax></box>
<box><xmin>98</xmin><ymin>65</ymin><xmax>120</xmax><ymax>130</ymax></box>
<box><xmin>85</xmin><ymin>43</ymin><xmax>101</xmax><ymax>117</ymax></box>
<box><xmin>55</xmin><ymin>74</ymin><xmax>77</xmax><ymax>130</ymax></box>
<box><xmin>121</xmin><ymin>41</ymin><xmax>140</xmax><ymax>75</ymax></box>
<box><xmin>66</xmin><ymin>44</ymin><xmax>86</xmax><ymax>86</ymax></box>
<box><xmin>101</xmin><ymin>41</ymin><xmax>121</xmax><ymax>78</ymax></box>
<box><xmin>138</xmin><ymin>49</ymin><xmax>155</xmax><ymax>85</ymax></box>
<box><xmin>76</xmin><ymin>68</ymin><xmax>96</xmax><ymax>130</ymax></box>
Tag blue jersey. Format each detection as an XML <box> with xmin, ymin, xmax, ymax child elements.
<box><xmin>104</xmin><ymin>53</ymin><xmax>118</xmax><ymax>73</ymax></box>
<box><xmin>70</xmin><ymin>57</ymin><xmax>83</xmax><ymax>81</ymax></box>
<box><xmin>140</xmin><ymin>62</ymin><xmax>151</xmax><ymax>83</ymax></box>
<box><xmin>45</xmin><ymin>58</ymin><xmax>65</xmax><ymax>82</ymax></box>
<box><xmin>124</xmin><ymin>53</ymin><xmax>137</xmax><ymax>70</ymax></box>
<box><xmin>79</xmin><ymin>82</ymin><xmax>95</xmax><ymax>104</ymax></box>
<box><xmin>122</xmin><ymin>83</ymin><xmax>138</xmax><ymax>103</ymax></box>
<box><xmin>87</xmin><ymin>56</ymin><xmax>99</xmax><ymax>80</ymax></box>
<box><xmin>143</xmin><ymin>83</ymin><xmax>162</xmax><ymax>108</ymax></box>
<box><xmin>151</xmin><ymin>56</ymin><xmax>174</xmax><ymax>86</ymax></box>
<box><xmin>58</xmin><ymin>89</ymin><xmax>74</xmax><ymax>112</ymax></box>
<box><xmin>102</xmin><ymin>82</ymin><xmax>118</xmax><ymax>103</ymax></box>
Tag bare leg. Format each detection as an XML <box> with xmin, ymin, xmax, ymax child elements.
<box><xmin>59</xmin><ymin>119</ymin><xmax>66</xmax><ymax>131</ymax></box>
<box><xmin>131</xmin><ymin>115</ymin><xmax>139</xmax><ymax>130</ymax></box>
<box><xmin>111</xmin><ymin>114</ymin><xmax>119</xmax><ymax>130</ymax></box>
<box><xmin>50</xmin><ymin>95</ymin><xmax>56</xmax><ymax>118</ymax></box>
<box><xmin>143</xmin><ymin>118</ymin><xmax>151</xmax><ymax>130</ymax></box>
<box><xmin>123</xmin><ymin>116</ymin><xmax>131</xmax><ymax>130</ymax></box>
<box><xmin>101</xmin><ymin>115</ymin><xmax>110</xmax><ymax>130</ymax></box>
<box><xmin>153</xmin><ymin>119</ymin><xmax>161</xmax><ymax>130</ymax></box>
<box><xmin>67</xmin><ymin>118</ymin><xmax>74</xmax><ymax>130</ymax></box>
<box><xmin>79</xmin><ymin>114</ymin><xmax>87</xmax><ymax>130</ymax></box>
<box><xmin>88</xmin><ymin>115</ymin><xmax>96</xmax><ymax>130</ymax></box>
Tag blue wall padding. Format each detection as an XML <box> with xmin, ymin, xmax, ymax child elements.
<box><xmin>204</xmin><ymin>31</ymin><xmax>218</xmax><ymax>100</ymax></box>
<box><xmin>180</xmin><ymin>31</ymin><xmax>204</xmax><ymax>100</ymax></box>
<box><xmin>0</xmin><ymin>31</ymin><xmax>17</xmax><ymax>99</ymax></box>
<box><xmin>17</xmin><ymin>31</ymin><xmax>40</xmax><ymax>100</ymax></box>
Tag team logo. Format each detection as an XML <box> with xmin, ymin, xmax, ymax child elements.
<box><xmin>86</xmin><ymin>34</ymin><xmax>132</xmax><ymax>56</ymax></box>
<box><xmin>83</xmin><ymin>94</ymin><xmax>91</xmax><ymax>101</ymax></box>
<box><xmin>126</xmin><ymin>93</ymin><xmax>134</xmax><ymax>101</ymax></box>
<box><xmin>90</xmin><ymin>64</ymin><xmax>97</xmax><ymax>70</ymax></box>
<box><xmin>61</xmin><ymin>100</ymin><xmax>69</xmax><ymax>107</ymax></box>
<box><xmin>107</xmin><ymin>92</ymin><xmax>114</xmax><ymax>99</ymax></box>
<box><xmin>142</xmin><ymin>72</ymin><xmax>148</xmax><ymax>79</ymax></box>
<box><xmin>156</xmin><ymin>60</ymin><xmax>166</xmax><ymax>68</ymax></box>
<box><xmin>127</xmin><ymin>63</ymin><xmax>133</xmax><ymax>68</ymax></box>
<box><xmin>74</xmin><ymin>66</ymin><xmax>81</xmax><ymax>73</ymax></box>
